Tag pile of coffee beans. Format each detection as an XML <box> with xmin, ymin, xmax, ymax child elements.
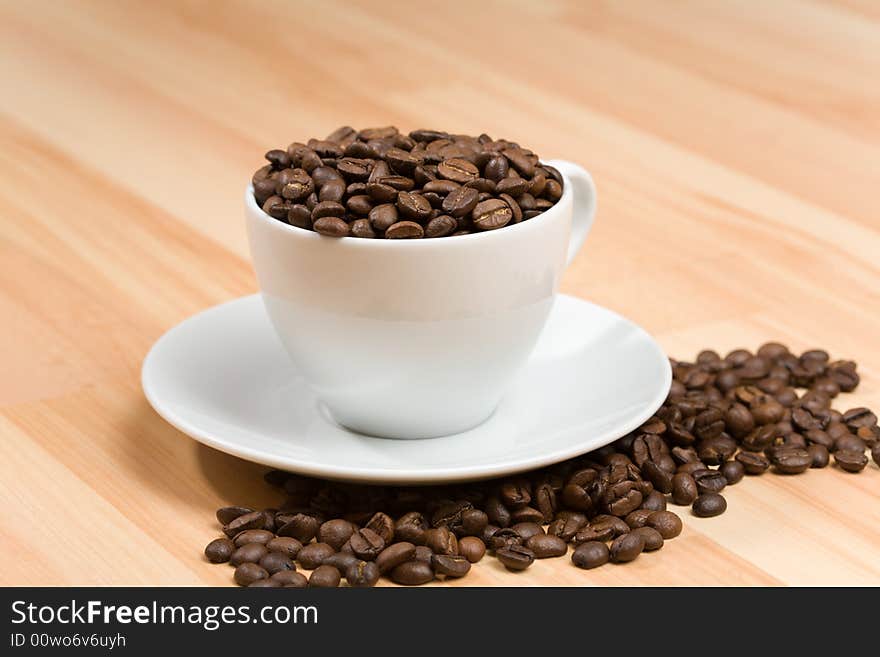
<box><xmin>204</xmin><ymin>343</ymin><xmax>878</xmax><ymax>586</ymax></box>
<box><xmin>252</xmin><ymin>126</ymin><xmax>563</xmax><ymax>238</ymax></box>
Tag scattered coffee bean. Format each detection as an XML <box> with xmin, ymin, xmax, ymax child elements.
<box><xmin>297</xmin><ymin>542</ymin><xmax>336</xmax><ymax>570</ymax></box>
<box><xmin>572</xmin><ymin>541</ymin><xmax>610</xmax><ymax>569</ymax></box>
<box><xmin>206</xmin><ymin>342</ymin><xmax>875</xmax><ymax>587</ymax></box>
<box><xmin>234</xmin><ymin>563</ymin><xmax>268</xmax><ymax>587</ymax></box>
<box><xmin>693</xmin><ymin>494</ymin><xmax>727</xmax><ymax>518</ymax></box>
<box><xmin>309</xmin><ymin>565</ymin><xmax>341</xmax><ymax>588</ymax></box>
<box><xmin>204</xmin><ymin>538</ymin><xmax>235</xmax><ymax>564</ymax></box>
<box><xmin>346</xmin><ymin>560</ymin><xmax>380</xmax><ymax>587</ymax></box>
<box><xmin>391</xmin><ymin>560</ymin><xmax>434</xmax><ymax>585</ymax></box>
<box><xmin>496</xmin><ymin>545</ymin><xmax>535</xmax><ymax>571</ymax></box>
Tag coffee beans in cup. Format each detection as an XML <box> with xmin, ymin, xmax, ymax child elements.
<box><xmin>204</xmin><ymin>342</ymin><xmax>877</xmax><ymax>586</ymax></box>
<box><xmin>252</xmin><ymin>127</ymin><xmax>564</xmax><ymax>238</ymax></box>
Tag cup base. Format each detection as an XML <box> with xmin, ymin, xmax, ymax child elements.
<box><xmin>325</xmin><ymin>404</ymin><xmax>499</xmax><ymax>440</ymax></box>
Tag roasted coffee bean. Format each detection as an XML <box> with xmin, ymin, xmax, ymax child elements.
<box><xmin>308</xmin><ymin>565</ymin><xmax>341</xmax><ymax>588</ymax></box>
<box><xmin>297</xmin><ymin>542</ymin><xmax>336</xmax><ymax>570</ymax></box>
<box><xmin>438</xmin><ymin>158</ymin><xmax>479</xmax><ymax>183</ymax></box>
<box><xmin>610</xmin><ymin>532</ymin><xmax>645</xmax><ymax>563</ymax></box>
<box><xmin>205</xmin><ymin>538</ymin><xmax>235</xmax><ymax>563</ymax></box>
<box><xmin>633</xmin><ymin>527</ymin><xmax>664</xmax><ymax>551</ymax></box>
<box><xmin>431</xmin><ymin>554</ymin><xmax>472</xmax><ymax>577</ymax></box>
<box><xmin>233</xmin><ymin>529</ymin><xmax>275</xmax><ymax>548</ymax></box>
<box><xmin>641</xmin><ymin>490</ymin><xmax>667</xmax><ymax>512</ymax></box>
<box><xmin>425</xmin><ymin>214</ymin><xmax>457</xmax><ymax>238</ymax></box>
<box><xmin>646</xmin><ymin>511</ymin><xmax>682</xmax><ymax>539</ymax></box>
<box><xmin>346</xmin><ymin>560</ymin><xmax>380</xmax><ymax>587</ymax></box>
<box><xmin>625</xmin><ymin>509</ymin><xmax>654</xmax><ymax>529</ymax></box>
<box><xmin>234</xmin><ymin>563</ymin><xmax>269</xmax><ymax>587</ymax></box>
<box><xmin>770</xmin><ymin>447</ymin><xmax>812</xmax><ymax>474</ymax></box>
<box><xmin>318</xmin><ymin>519</ymin><xmax>356</xmax><ymax>551</ymax></box>
<box><xmin>271</xmin><ymin>570</ymin><xmax>308</xmax><ymax>588</ymax></box>
<box><xmin>413</xmin><ymin>545</ymin><xmax>433</xmax><ymax>564</ymax></box>
<box><xmin>525</xmin><ymin>534</ymin><xmax>568</xmax><ymax>558</ymax></box>
<box><xmin>277</xmin><ymin>513</ymin><xmax>320</xmax><ymax>543</ymax></box>
<box><xmin>590</xmin><ymin>515</ymin><xmax>630</xmax><ymax>539</ymax></box>
<box><xmin>395</xmin><ymin>512</ymin><xmax>428</xmax><ymax>545</ymax></box>
<box><xmin>572</xmin><ymin>541</ymin><xmax>610</xmax><ymax>569</ymax></box>
<box><xmin>230</xmin><ymin>543</ymin><xmax>268</xmax><ymax>567</ymax></box>
<box><xmin>390</xmin><ymin>560</ymin><xmax>434</xmax><ymax>585</ymax></box>
<box><xmin>692</xmin><ymin>493</ymin><xmax>727</xmax><ymax>517</ymax></box>
<box><xmin>458</xmin><ymin>537</ymin><xmax>486</xmax><ymax>563</ymax></box>
<box><xmin>489</xmin><ymin>528</ymin><xmax>522</xmax><ymax>551</ymax></box>
<box><xmin>735</xmin><ymin>450</ymin><xmax>770</xmax><ymax>475</ymax></box>
<box><xmin>834</xmin><ymin>449</ymin><xmax>868</xmax><ymax>473</ymax></box>
<box><xmin>872</xmin><ymin>443</ymin><xmax>880</xmax><ymax>467</ymax></box>
<box><xmin>672</xmin><ymin>473</ymin><xmax>699</xmax><ymax>505</ymax></box>
<box><xmin>460</xmin><ymin>509</ymin><xmax>489</xmax><ymax>536</ymax></box>
<box><xmin>808</xmin><ymin>444</ymin><xmax>830</xmax><ymax>468</ymax></box>
<box><xmin>834</xmin><ymin>433</ymin><xmax>866</xmax><ymax>454</ymax></box>
<box><xmin>265</xmin><ymin>537</ymin><xmax>302</xmax><ymax>559</ymax></box>
<box><xmin>323</xmin><ymin>552</ymin><xmax>360</xmax><ymax>572</ymax></box>
<box><xmin>385</xmin><ymin>220</ymin><xmax>424</xmax><ymax>239</ymax></box>
<box><xmin>425</xmin><ymin>527</ymin><xmax>458</xmax><ymax>555</ymax></box>
<box><xmin>223</xmin><ymin>511</ymin><xmax>266</xmax><ymax>538</ymax></box>
<box><xmin>511</xmin><ymin>522</ymin><xmax>543</xmax><ymax>540</ymax></box>
<box><xmin>349</xmin><ymin>528</ymin><xmax>385</xmax><ymax>561</ymax></box>
<box><xmin>217</xmin><ymin>506</ymin><xmax>254</xmax><ymax>526</ymax></box>
<box><xmin>496</xmin><ymin>545</ymin><xmax>535</xmax><ymax>571</ymax></box>
<box><xmin>720</xmin><ymin>460</ymin><xmax>745</xmax><ymax>485</ymax></box>
<box><xmin>642</xmin><ymin>461</ymin><xmax>673</xmax><ymax>494</ymax></box>
<box><xmin>375</xmin><ymin>542</ymin><xmax>416</xmax><ymax>574</ymax></box>
<box><xmin>484</xmin><ymin>497</ymin><xmax>511</xmax><ymax>528</ymax></box>
<box><xmin>472</xmin><ymin>198</ymin><xmax>513</xmax><ymax>231</ymax></box>
<box><xmin>313</xmin><ymin>216</ymin><xmax>350</xmax><ymax>237</ymax></box>
<box><xmin>442</xmin><ymin>186</ymin><xmax>479</xmax><ymax>217</ymax></box>
<box><xmin>694</xmin><ymin>469</ymin><xmax>727</xmax><ymax>494</ymax></box>
<box><xmin>259</xmin><ymin>552</ymin><xmax>296</xmax><ymax>575</ymax></box>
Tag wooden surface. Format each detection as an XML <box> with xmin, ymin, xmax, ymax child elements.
<box><xmin>1</xmin><ymin>0</ymin><xmax>879</xmax><ymax>587</ymax></box>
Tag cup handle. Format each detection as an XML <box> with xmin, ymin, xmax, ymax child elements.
<box><xmin>546</xmin><ymin>159</ymin><xmax>597</xmax><ymax>266</ymax></box>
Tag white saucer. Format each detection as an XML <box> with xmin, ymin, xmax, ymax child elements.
<box><xmin>142</xmin><ymin>294</ymin><xmax>671</xmax><ymax>484</ymax></box>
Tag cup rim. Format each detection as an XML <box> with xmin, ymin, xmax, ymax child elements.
<box><xmin>246</xmin><ymin>165</ymin><xmax>573</xmax><ymax>248</ymax></box>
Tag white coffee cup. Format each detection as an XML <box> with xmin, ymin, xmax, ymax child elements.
<box><xmin>245</xmin><ymin>160</ymin><xmax>596</xmax><ymax>439</ymax></box>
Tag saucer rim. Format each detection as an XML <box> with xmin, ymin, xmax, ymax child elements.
<box><xmin>142</xmin><ymin>294</ymin><xmax>671</xmax><ymax>484</ymax></box>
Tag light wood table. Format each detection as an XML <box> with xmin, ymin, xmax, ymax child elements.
<box><xmin>2</xmin><ymin>0</ymin><xmax>878</xmax><ymax>586</ymax></box>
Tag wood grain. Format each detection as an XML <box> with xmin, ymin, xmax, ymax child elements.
<box><xmin>1</xmin><ymin>0</ymin><xmax>878</xmax><ymax>586</ymax></box>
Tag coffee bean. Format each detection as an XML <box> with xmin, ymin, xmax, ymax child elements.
<box><xmin>672</xmin><ymin>473</ymin><xmax>698</xmax><ymax>505</ymax></box>
<box><xmin>216</xmin><ymin>506</ymin><xmax>254</xmax><ymax>526</ymax></box>
<box><xmin>234</xmin><ymin>563</ymin><xmax>269</xmax><ymax>587</ymax></box>
<box><xmin>472</xmin><ymin>198</ymin><xmax>513</xmax><ymax>231</ymax></box>
<box><xmin>259</xmin><ymin>552</ymin><xmax>296</xmax><ymax>575</ymax></box>
<box><xmin>318</xmin><ymin>519</ymin><xmax>355</xmax><ymax>551</ymax></box>
<box><xmin>834</xmin><ymin>449</ymin><xmax>868</xmax><ymax>473</ymax></box>
<box><xmin>808</xmin><ymin>444</ymin><xmax>830</xmax><ymax>468</ymax></box>
<box><xmin>425</xmin><ymin>527</ymin><xmax>458</xmax><ymax>555</ymax></box>
<box><xmin>572</xmin><ymin>541</ymin><xmax>610</xmax><ymax>569</ymax></box>
<box><xmin>323</xmin><ymin>552</ymin><xmax>360</xmax><ymax>572</ymax></box>
<box><xmin>223</xmin><ymin>511</ymin><xmax>266</xmax><ymax>538</ymax></box>
<box><xmin>526</xmin><ymin>534</ymin><xmax>567</xmax><ymax>558</ymax></box>
<box><xmin>265</xmin><ymin>537</ymin><xmax>303</xmax><ymax>559</ymax></box>
<box><xmin>277</xmin><ymin>513</ymin><xmax>320</xmax><ymax>543</ymax></box>
<box><xmin>641</xmin><ymin>490</ymin><xmax>667</xmax><ymax>512</ymax></box>
<box><xmin>271</xmin><ymin>570</ymin><xmax>308</xmax><ymax>588</ymax></box>
<box><xmin>205</xmin><ymin>538</ymin><xmax>235</xmax><ymax>563</ymax></box>
<box><xmin>872</xmin><ymin>443</ymin><xmax>880</xmax><ymax>467</ymax></box>
<box><xmin>313</xmin><ymin>216</ymin><xmax>350</xmax><ymax>237</ymax></box>
<box><xmin>232</xmin><ymin>529</ymin><xmax>273</xmax><ymax>548</ymax></box>
<box><xmin>496</xmin><ymin>545</ymin><xmax>535</xmax><ymax>571</ymax></box>
<box><xmin>391</xmin><ymin>560</ymin><xmax>434</xmax><ymax>585</ymax></box>
<box><xmin>437</xmin><ymin>158</ymin><xmax>479</xmax><ymax>183</ymax></box>
<box><xmin>343</xmin><ymin>560</ymin><xmax>378</xmax><ymax>587</ymax></box>
<box><xmin>694</xmin><ymin>469</ymin><xmax>727</xmax><ymax>494</ymax></box>
<box><xmin>735</xmin><ymin>451</ymin><xmax>770</xmax><ymax>475</ymax></box>
<box><xmin>642</xmin><ymin>461</ymin><xmax>673</xmax><ymax>494</ymax></box>
<box><xmin>692</xmin><ymin>493</ymin><xmax>727</xmax><ymax>517</ymax></box>
<box><xmin>633</xmin><ymin>527</ymin><xmax>664</xmax><ymax>551</ymax></box>
<box><xmin>306</xmin><ymin>565</ymin><xmax>340</xmax><ymax>588</ymax></box>
<box><xmin>770</xmin><ymin>447</ymin><xmax>811</xmax><ymax>474</ymax></box>
<box><xmin>230</xmin><ymin>543</ymin><xmax>268</xmax><ymax>566</ymax></box>
<box><xmin>624</xmin><ymin>509</ymin><xmax>654</xmax><ymax>529</ymax></box>
<box><xmin>834</xmin><ymin>433</ymin><xmax>865</xmax><ymax>453</ymax></box>
<box><xmin>297</xmin><ymin>542</ymin><xmax>336</xmax><ymax>570</ymax></box>
<box><xmin>385</xmin><ymin>220</ymin><xmax>424</xmax><ymax>239</ymax></box>
<box><xmin>610</xmin><ymin>532</ymin><xmax>645</xmax><ymax>563</ymax></box>
<box><xmin>646</xmin><ymin>511</ymin><xmax>682</xmax><ymax>539</ymax></box>
<box><xmin>458</xmin><ymin>537</ymin><xmax>486</xmax><ymax>563</ymax></box>
<box><xmin>431</xmin><ymin>554</ymin><xmax>471</xmax><ymax>578</ymax></box>
<box><xmin>349</xmin><ymin>528</ymin><xmax>385</xmax><ymax>561</ymax></box>
<box><xmin>441</xmin><ymin>186</ymin><xmax>479</xmax><ymax>217</ymax></box>
<box><xmin>460</xmin><ymin>508</ymin><xmax>489</xmax><ymax>536</ymax></box>
<box><xmin>510</xmin><ymin>522</ymin><xmax>542</xmax><ymax>541</ymax></box>
<box><xmin>720</xmin><ymin>460</ymin><xmax>745</xmax><ymax>485</ymax></box>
